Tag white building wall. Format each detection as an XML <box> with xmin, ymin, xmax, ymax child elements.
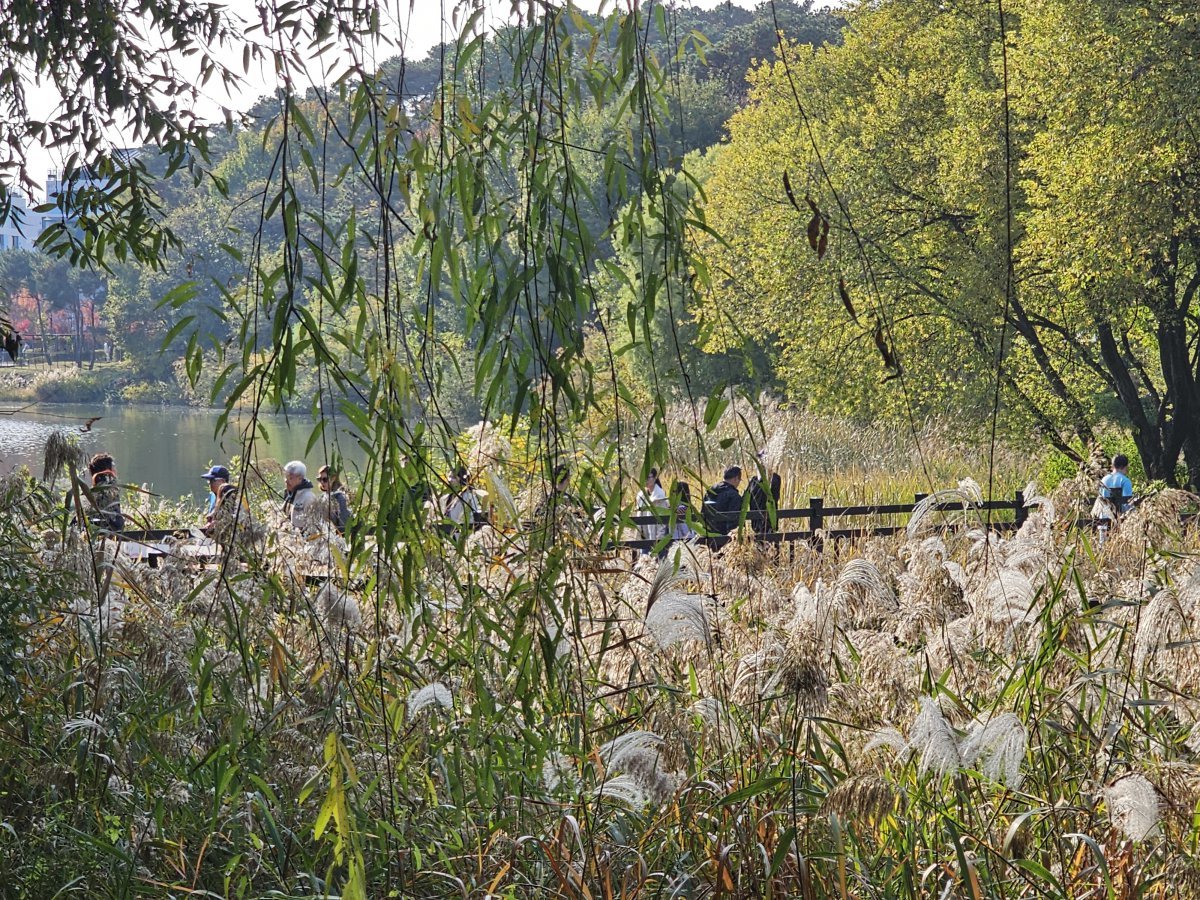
<box><xmin>0</xmin><ymin>192</ymin><xmax>39</xmax><ymax>251</ymax></box>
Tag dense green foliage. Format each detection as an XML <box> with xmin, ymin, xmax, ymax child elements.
<box><xmin>6</xmin><ymin>1</ymin><xmax>1200</xmax><ymax>897</ymax></box>
<box><xmin>696</xmin><ymin>0</ymin><xmax>1200</xmax><ymax>484</ymax></box>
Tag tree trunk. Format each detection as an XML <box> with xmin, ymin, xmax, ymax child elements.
<box><xmin>33</xmin><ymin>293</ymin><xmax>52</xmax><ymax>366</ymax></box>
<box><xmin>1095</xmin><ymin>321</ymin><xmax>1174</xmax><ymax>482</ymax></box>
<box><xmin>73</xmin><ymin>294</ymin><xmax>83</xmax><ymax>368</ymax></box>
<box><xmin>1155</xmin><ymin>310</ymin><xmax>1200</xmax><ymax>487</ymax></box>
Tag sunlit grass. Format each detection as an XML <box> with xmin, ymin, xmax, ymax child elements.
<box><xmin>2</xmin><ymin>420</ymin><xmax>1196</xmax><ymax>898</ymax></box>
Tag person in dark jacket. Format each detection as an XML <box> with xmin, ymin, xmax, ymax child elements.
<box><xmin>702</xmin><ymin>465</ymin><xmax>743</xmax><ymax>535</ymax></box>
<box><xmin>85</xmin><ymin>452</ymin><xmax>124</xmax><ymax>532</ymax></box>
<box><xmin>747</xmin><ymin>472</ymin><xmax>783</xmax><ymax>535</ymax></box>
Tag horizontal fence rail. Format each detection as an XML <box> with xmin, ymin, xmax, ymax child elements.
<box><xmin>616</xmin><ymin>490</ymin><xmax>1031</xmax><ymax>553</ymax></box>
<box><xmin>102</xmin><ymin>489</ymin><xmax>1187</xmax><ymax>564</ymax></box>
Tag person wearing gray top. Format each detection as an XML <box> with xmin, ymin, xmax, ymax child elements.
<box><xmin>283</xmin><ymin>460</ymin><xmax>317</xmax><ymax>525</ymax></box>
<box><xmin>318</xmin><ymin>464</ymin><xmax>352</xmax><ymax>532</ymax></box>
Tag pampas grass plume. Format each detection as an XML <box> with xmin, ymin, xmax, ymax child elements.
<box><xmin>907</xmin><ymin>696</ymin><xmax>961</xmax><ymax>778</ymax></box>
<box><xmin>407</xmin><ymin>683</ymin><xmax>453</xmax><ymax>717</ymax></box>
<box><xmin>959</xmin><ymin>713</ymin><xmax>1027</xmax><ymax>789</ymax></box>
<box><xmin>1104</xmin><ymin>774</ymin><xmax>1161</xmax><ymax>841</ymax></box>
<box><xmin>644</xmin><ymin>591</ymin><xmax>709</xmax><ymax>648</ymax></box>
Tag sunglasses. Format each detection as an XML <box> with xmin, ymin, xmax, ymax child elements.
<box><xmin>318</xmin><ymin>475</ymin><xmax>329</xmax><ymax>482</ymax></box>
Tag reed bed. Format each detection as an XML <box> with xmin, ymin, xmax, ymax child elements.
<box><xmin>1</xmin><ymin>422</ymin><xmax>1195</xmax><ymax>898</ymax></box>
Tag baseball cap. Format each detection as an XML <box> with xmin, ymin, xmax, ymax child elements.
<box><xmin>201</xmin><ymin>465</ymin><xmax>231</xmax><ymax>481</ymax></box>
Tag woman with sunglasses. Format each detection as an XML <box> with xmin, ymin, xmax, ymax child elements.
<box><xmin>317</xmin><ymin>464</ymin><xmax>351</xmax><ymax>533</ymax></box>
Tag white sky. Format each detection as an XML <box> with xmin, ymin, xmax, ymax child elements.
<box><xmin>17</xmin><ymin>0</ymin><xmax>801</xmax><ymax>199</ymax></box>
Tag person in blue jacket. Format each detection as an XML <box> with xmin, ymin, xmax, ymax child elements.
<box><xmin>1099</xmin><ymin>454</ymin><xmax>1133</xmax><ymax>516</ymax></box>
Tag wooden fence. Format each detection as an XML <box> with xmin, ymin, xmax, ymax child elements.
<box><xmin>110</xmin><ymin>491</ymin><xmax>1035</xmax><ymax>564</ymax></box>
<box><xmin>619</xmin><ymin>490</ymin><xmax>1030</xmax><ymax>553</ymax></box>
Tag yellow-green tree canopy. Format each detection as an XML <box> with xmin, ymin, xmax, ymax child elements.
<box><xmin>697</xmin><ymin>0</ymin><xmax>1200</xmax><ymax>484</ymax></box>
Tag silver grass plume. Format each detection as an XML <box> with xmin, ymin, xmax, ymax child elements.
<box><xmin>1004</xmin><ymin>540</ymin><xmax>1050</xmax><ymax>575</ymax></box>
<box><xmin>1134</xmin><ymin>588</ymin><xmax>1184</xmax><ymax>673</ymax></box>
<box><xmin>596</xmin><ymin>774</ymin><xmax>649</xmax><ymax>808</ymax></box>
<box><xmin>959</xmin><ymin>713</ymin><xmax>1027</xmax><ymax>789</ymax></box>
<box><xmin>863</xmin><ymin>727</ymin><xmax>908</xmax><ymax>756</ymax></box>
<box><xmin>597</xmin><ymin>730</ymin><xmax>663</xmax><ymax>771</ymax></box>
<box><xmin>641</xmin><ymin>554</ymin><xmax>693</xmax><ymax>613</ymax></box>
<box><xmin>461</xmin><ymin>420</ymin><xmax>512</xmax><ymax>468</ymax></box>
<box><xmin>1103</xmin><ymin>774</ymin><xmax>1161</xmax><ymax>841</ymax></box>
<box><xmin>644</xmin><ymin>591</ymin><xmax>710</xmax><ymax>648</ymax></box>
<box><xmin>907</xmin><ymin>696</ymin><xmax>961</xmax><ymax>778</ymax></box>
<box><xmin>944</xmin><ymin>561</ymin><xmax>967</xmax><ymax>590</ymax></box>
<box><xmin>407</xmin><ymin>683</ymin><xmax>453</xmax><ymax>717</ymax></box>
<box><xmin>43</xmin><ymin>429</ymin><xmax>82</xmax><ymax>482</ymax></box>
<box><xmin>733</xmin><ymin>641</ymin><xmax>785</xmax><ymax>700</ymax></box>
<box><xmin>849</xmin><ymin>630</ymin><xmax>919</xmax><ymax>719</ymax></box>
<box><xmin>596</xmin><ymin>730</ymin><xmax>678</xmax><ymax>805</ymax></box>
<box><xmin>1178</xmin><ymin>567</ymin><xmax>1200</xmax><ymax>619</ymax></box>
<box><xmin>542</xmin><ymin>752</ymin><xmax>579</xmax><ymax>793</ymax></box>
<box><xmin>1020</xmin><ymin>479</ymin><xmax>1057</xmax><ymax>527</ymax></box>
<box><xmin>610</xmin><ymin>744</ymin><xmax>680</xmax><ymax>804</ymax></box>
<box><xmin>822</xmin><ymin>775</ymin><xmax>897</xmax><ymax>826</ymax></box>
<box><xmin>907</xmin><ymin>479</ymin><xmax>983</xmax><ymax>540</ymax></box>
<box><xmin>317</xmin><ymin>582</ymin><xmax>362</xmax><ymax>631</ymax></box>
<box><xmin>832</xmin><ymin>558</ymin><xmax>898</xmax><ymax>627</ymax></box>
<box><xmin>984</xmin><ymin>569</ymin><xmax>1037</xmax><ymax>628</ymax></box>
<box><xmin>789</xmin><ymin>579</ymin><xmax>836</xmax><ymax>650</ymax></box>
<box><xmin>689</xmin><ymin>697</ymin><xmax>737</xmax><ymax>741</ymax></box>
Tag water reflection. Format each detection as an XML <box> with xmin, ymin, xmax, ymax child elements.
<box><xmin>0</xmin><ymin>404</ymin><xmax>364</xmax><ymax>505</ymax></box>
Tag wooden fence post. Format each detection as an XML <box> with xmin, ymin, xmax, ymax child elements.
<box><xmin>810</xmin><ymin>497</ymin><xmax>824</xmax><ymax>553</ymax></box>
<box><xmin>1015</xmin><ymin>490</ymin><xmax>1027</xmax><ymax>528</ymax></box>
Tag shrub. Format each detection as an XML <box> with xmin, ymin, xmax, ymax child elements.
<box><xmin>30</xmin><ymin>370</ymin><xmax>107</xmax><ymax>403</ymax></box>
<box><xmin>118</xmin><ymin>380</ymin><xmax>178</xmax><ymax>404</ymax></box>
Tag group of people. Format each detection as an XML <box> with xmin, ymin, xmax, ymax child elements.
<box><xmin>71</xmin><ymin>452</ymin><xmax>353</xmax><ymax>536</ymax></box>
<box><xmin>72</xmin><ymin>448</ymin><xmax>1139</xmax><ymax>546</ymax></box>
<box><xmin>635</xmin><ymin>464</ymin><xmax>783</xmax><ymax>543</ymax></box>
<box><xmin>200</xmin><ymin>459</ymin><xmax>351</xmax><ymax>534</ymax></box>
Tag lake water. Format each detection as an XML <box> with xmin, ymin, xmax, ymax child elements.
<box><xmin>0</xmin><ymin>403</ymin><xmax>364</xmax><ymax>505</ymax></box>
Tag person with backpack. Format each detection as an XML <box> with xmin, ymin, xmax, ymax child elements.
<box><xmin>1098</xmin><ymin>454</ymin><xmax>1133</xmax><ymax>516</ymax></box>
<box><xmin>81</xmin><ymin>451</ymin><xmax>124</xmax><ymax>532</ymax></box>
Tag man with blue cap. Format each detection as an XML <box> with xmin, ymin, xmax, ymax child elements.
<box><xmin>201</xmin><ymin>464</ymin><xmax>231</xmax><ymax>524</ymax></box>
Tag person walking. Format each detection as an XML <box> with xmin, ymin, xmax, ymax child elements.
<box><xmin>282</xmin><ymin>460</ymin><xmax>317</xmax><ymax>526</ymax></box>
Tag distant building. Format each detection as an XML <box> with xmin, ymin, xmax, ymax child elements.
<box><xmin>0</xmin><ymin>193</ymin><xmax>39</xmax><ymax>250</ymax></box>
<box><xmin>43</xmin><ymin>149</ymin><xmax>140</xmax><ymax>235</ymax></box>
<box><xmin>0</xmin><ymin>151</ymin><xmax>141</xmax><ymax>253</ymax></box>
